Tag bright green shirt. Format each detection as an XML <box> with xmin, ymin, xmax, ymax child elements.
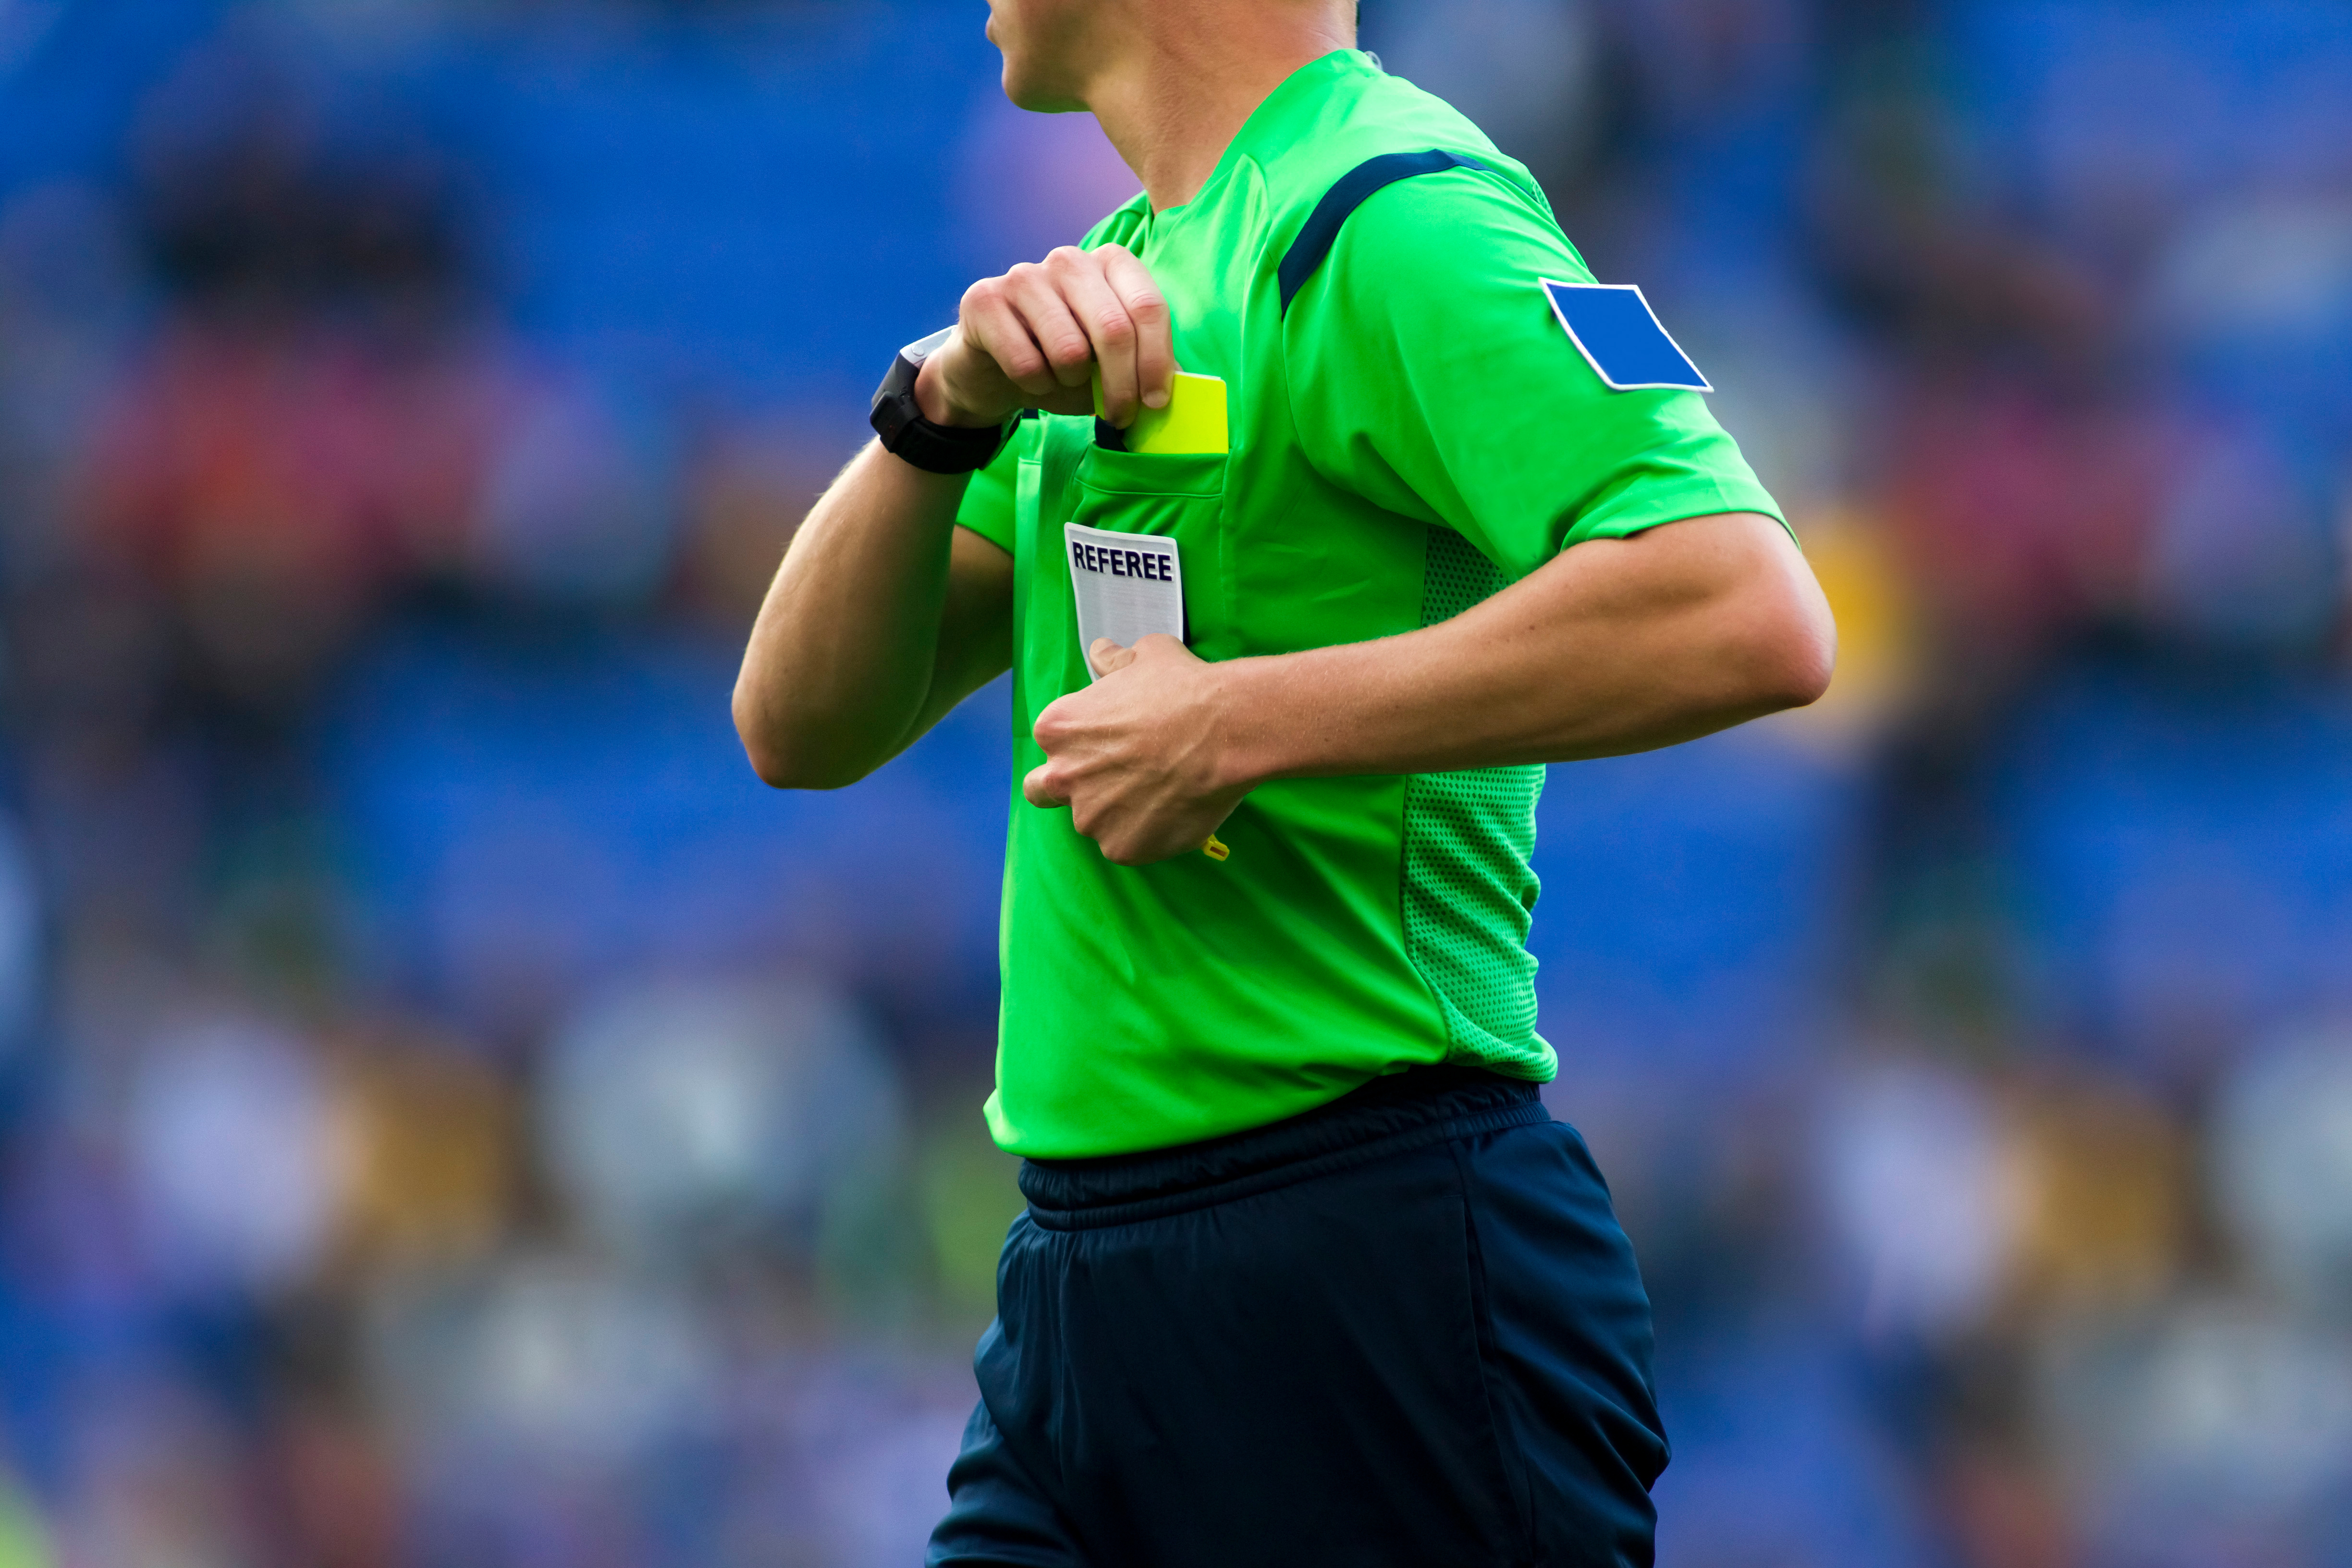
<box><xmin>956</xmin><ymin>50</ymin><xmax>1782</xmax><ymax>1157</ymax></box>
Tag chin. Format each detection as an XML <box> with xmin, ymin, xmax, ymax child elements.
<box><xmin>1004</xmin><ymin>84</ymin><xmax>1084</xmax><ymax>113</ymax></box>
<box><xmin>987</xmin><ymin>0</ymin><xmax>1090</xmax><ymax>113</ymax></box>
<box><xmin>999</xmin><ymin>61</ymin><xmax>1087</xmax><ymax>114</ymax></box>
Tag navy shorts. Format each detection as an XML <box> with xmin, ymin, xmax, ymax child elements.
<box><xmin>928</xmin><ymin>1068</ymin><xmax>1668</xmax><ymax>1568</ymax></box>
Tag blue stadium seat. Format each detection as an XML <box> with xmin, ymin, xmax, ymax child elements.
<box><xmin>1529</xmin><ymin>726</ymin><xmax>1862</xmax><ymax>1079</ymax></box>
<box><xmin>326</xmin><ymin>625</ymin><xmax>1012</xmax><ymax>1035</ymax></box>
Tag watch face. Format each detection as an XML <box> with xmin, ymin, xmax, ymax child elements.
<box><xmin>901</xmin><ymin>325</ymin><xmax>956</xmax><ymax>364</ymax></box>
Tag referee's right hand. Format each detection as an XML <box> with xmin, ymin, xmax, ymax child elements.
<box><xmin>915</xmin><ymin>243</ymin><xmax>1175</xmax><ymax>432</ymax></box>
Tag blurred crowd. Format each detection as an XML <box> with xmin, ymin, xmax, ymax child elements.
<box><xmin>0</xmin><ymin>0</ymin><xmax>2347</xmax><ymax>1564</ymax></box>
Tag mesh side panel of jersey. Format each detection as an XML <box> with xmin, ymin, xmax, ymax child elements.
<box><xmin>1401</xmin><ymin>527</ymin><xmax>1548</xmax><ymax>1071</ymax></box>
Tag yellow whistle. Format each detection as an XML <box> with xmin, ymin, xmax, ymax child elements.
<box><xmin>1202</xmin><ymin>833</ymin><xmax>1230</xmax><ymax>862</ymax></box>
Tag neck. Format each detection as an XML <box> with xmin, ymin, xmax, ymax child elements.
<box><xmin>1084</xmin><ymin>17</ymin><xmax>1354</xmax><ymax>211</ymax></box>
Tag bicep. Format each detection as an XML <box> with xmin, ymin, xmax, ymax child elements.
<box><xmin>1491</xmin><ymin>511</ymin><xmax>1821</xmax><ymax>640</ymax></box>
<box><xmin>1488</xmin><ymin>510</ymin><xmax>1832</xmax><ymax>703</ymax></box>
<box><xmin>901</xmin><ymin>524</ymin><xmax>1014</xmax><ymax>745</ymax></box>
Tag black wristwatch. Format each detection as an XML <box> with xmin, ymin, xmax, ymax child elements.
<box><xmin>870</xmin><ymin>327</ymin><xmax>1013</xmax><ymax>474</ymax></box>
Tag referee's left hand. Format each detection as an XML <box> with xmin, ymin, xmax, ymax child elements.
<box><xmin>1023</xmin><ymin>635</ymin><xmax>1246</xmax><ymax>865</ymax></box>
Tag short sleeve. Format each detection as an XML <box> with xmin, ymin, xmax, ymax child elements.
<box><xmin>952</xmin><ymin>415</ymin><xmax>1038</xmax><ymax>554</ymax></box>
<box><xmin>1284</xmin><ymin>169</ymin><xmax>1785</xmax><ymax>582</ymax></box>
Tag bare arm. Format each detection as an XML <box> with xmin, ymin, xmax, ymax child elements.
<box><xmin>733</xmin><ymin>243</ymin><xmax>1174</xmax><ymax>788</ymax></box>
<box><xmin>731</xmin><ymin>446</ymin><xmax>1011</xmax><ymax>788</ymax></box>
<box><xmin>1024</xmin><ymin>511</ymin><xmax>1836</xmax><ymax>863</ymax></box>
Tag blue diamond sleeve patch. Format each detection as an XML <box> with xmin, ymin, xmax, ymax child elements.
<box><xmin>1539</xmin><ymin>280</ymin><xmax>1712</xmax><ymax>392</ymax></box>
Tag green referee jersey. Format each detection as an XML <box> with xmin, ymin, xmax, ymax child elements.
<box><xmin>955</xmin><ymin>49</ymin><xmax>1783</xmax><ymax>1157</ymax></box>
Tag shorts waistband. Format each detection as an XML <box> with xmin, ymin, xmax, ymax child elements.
<box><xmin>1018</xmin><ymin>1066</ymin><xmax>1550</xmax><ymax>1231</ymax></box>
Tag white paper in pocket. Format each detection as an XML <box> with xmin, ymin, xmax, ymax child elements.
<box><xmin>1064</xmin><ymin>523</ymin><xmax>1184</xmax><ymax>681</ymax></box>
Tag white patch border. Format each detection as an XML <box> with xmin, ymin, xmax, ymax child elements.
<box><xmin>1537</xmin><ymin>279</ymin><xmax>1713</xmax><ymax>393</ymax></box>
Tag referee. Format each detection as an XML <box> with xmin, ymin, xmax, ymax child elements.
<box><xmin>734</xmin><ymin>1</ymin><xmax>1835</xmax><ymax>1563</ymax></box>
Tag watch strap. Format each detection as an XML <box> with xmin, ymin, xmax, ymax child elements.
<box><xmin>870</xmin><ymin>329</ymin><xmax>1011</xmax><ymax>475</ymax></box>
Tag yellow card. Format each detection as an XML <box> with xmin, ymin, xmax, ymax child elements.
<box><xmin>1092</xmin><ymin>371</ymin><xmax>1228</xmax><ymax>454</ymax></box>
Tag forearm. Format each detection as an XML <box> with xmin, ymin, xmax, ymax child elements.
<box><xmin>735</xmin><ymin>235</ymin><xmax>1181</xmax><ymax>790</ymax></box>
<box><xmin>1211</xmin><ymin>513</ymin><xmax>1833</xmax><ymax>784</ymax></box>
<box><xmin>732</xmin><ymin>441</ymin><xmax>970</xmax><ymax>787</ymax></box>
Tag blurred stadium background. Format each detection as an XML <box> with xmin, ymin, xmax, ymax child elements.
<box><xmin>0</xmin><ymin>0</ymin><xmax>2348</xmax><ymax>1563</ymax></box>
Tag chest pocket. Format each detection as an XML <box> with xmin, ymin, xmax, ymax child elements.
<box><xmin>1015</xmin><ymin>416</ymin><xmax>1230</xmax><ymax>698</ymax></box>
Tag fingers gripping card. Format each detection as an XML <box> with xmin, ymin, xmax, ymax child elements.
<box><xmin>1539</xmin><ymin>280</ymin><xmax>1712</xmax><ymax>392</ymax></box>
<box><xmin>1065</xmin><ymin>524</ymin><xmax>1183</xmax><ymax>681</ymax></box>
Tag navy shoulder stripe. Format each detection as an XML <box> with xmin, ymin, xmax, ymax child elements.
<box><xmin>1276</xmin><ymin>148</ymin><xmax>1488</xmax><ymax>317</ymax></box>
